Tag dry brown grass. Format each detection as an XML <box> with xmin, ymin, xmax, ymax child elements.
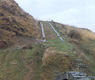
<box><xmin>54</xmin><ymin>22</ymin><xmax>95</xmax><ymax>40</ymax></box>
<box><xmin>54</xmin><ymin>22</ymin><xmax>95</xmax><ymax>75</ymax></box>
<box><xmin>0</xmin><ymin>0</ymin><xmax>40</xmax><ymax>47</ymax></box>
<box><xmin>42</xmin><ymin>47</ymin><xmax>72</xmax><ymax>80</ymax></box>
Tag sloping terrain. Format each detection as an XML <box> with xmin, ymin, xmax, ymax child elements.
<box><xmin>0</xmin><ymin>0</ymin><xmax>43</xmax><ymax>80</ymax></box>
<box><xmin>38</xmin><ymin>21</ymin><xmax>95</xmax><ymax>80</ymax></box>
<box><xmin>51</xmin><ymin>21</ymin><xmax>95</xmax><ymax>75</ymax></box>
<box><xmin>0</xmin><ymin>0</ymin><xmax>95</xmax><ymax>80</ymax></box>
<box><xmin>0</xmin><ymin>43</ymin><xmax>45</xmax><ymax>80</ymax></box>
<box><xmin>39</xmin><ymin>21</ymin><xmax>74</xmax><ymax>80</ymax></box>
<box><xmin>0</xmin><ymin>0</ymin><xmax>40</xmax><ymax>48</ymax></box>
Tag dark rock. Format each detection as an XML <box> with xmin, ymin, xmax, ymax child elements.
<box><xmin>0</xmin><ymin>13</ymin><xmax>4</xmax><ymax>16</ymax></box>
<box><xmin>0</xmin><ymin>40</ymin><xmax>7</xmax><ymax>49</ymax></box>
<box><xmin>22</xmin><ymin>45</ymin><xmax>33</xmax><ymax>49</ymax></box>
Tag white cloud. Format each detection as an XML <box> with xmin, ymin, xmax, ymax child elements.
<box><xmin>14</xmin><ymin>0</ymin><xmax>95</xmax><ymax>32</ymax></box>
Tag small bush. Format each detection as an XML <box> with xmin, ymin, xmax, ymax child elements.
<box><xmin>68</xmin><ymin>30</ymin><xmax>81</xmax><ymax>40</ymax></box>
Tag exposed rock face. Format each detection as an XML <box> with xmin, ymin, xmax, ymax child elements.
<box><xmin>0</xmin><ymin>0</ymin><xmax>40</xmax><ymax>48</ymax></box>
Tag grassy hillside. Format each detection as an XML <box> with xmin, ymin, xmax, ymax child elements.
<box><xmin>1</xmin><ymin>18</ymin><xmax>95</xmax><ymax>80</ymax></box>
<box><xmin>42</xmin><ymin>48</ymin><xmax>72</xmax><ymax>80</ymax></box>
<box><xmin>0</xmin><ymin>0</ymin><xmax>95</xmax><ymax>79</ymax></box>
<box><xmin>0</xmin><ymin>43</ymin><xmax>44</xmax><ymax>80</ymax></box>
<box><xmin>0</xmin><ymin>0</ymin><xmax>40</xmax><ymax>48</ymax></box>
<box><xmin>38</xmin><ymin>21</ymin><xmax>90</xmax><ymax>80</ymax></box>
<box><xmin>52</xmin><ymin>21</ymin><xmax>95</xmax><ymax>75</ymax></box>
<box><xmin>0</xmin><ymin>0</ymin><xmax>43</xmax><ymax>80</ymax></box>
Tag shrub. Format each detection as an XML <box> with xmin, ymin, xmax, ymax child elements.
<box><xmin>68</xmin><ymin>30</ymin><xmax>81</xmax><ymax>40</ymax></box>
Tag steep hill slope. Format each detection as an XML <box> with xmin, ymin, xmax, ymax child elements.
<box><xmin>0</xmin><ymin>1</ymin><xmax>43</xmax><ymax>80</ymax></box>
<box><xmin>38</xmin><ymin>21</ymin><xmax>95</xmax><ymax>80</ymax></box>
<box><xmin>0</xmin><ymin>0</ymin><xmax>40</xmax><ymax>47</ymax></box>
<box><xmin>51</xmin><ymin>21</ymin><xmax>95</xmax><ymax>75</ymax></box>
<box><xmin>0</xmin><ymin>0</ymin><xmax>95</xmax><ymax>79</ymax></box>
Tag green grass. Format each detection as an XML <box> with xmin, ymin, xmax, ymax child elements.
<box><xmin>41</xmin><ymin>22</ymin><xmax>73</xmax><ymax>52</ymax></box>
<box><xmin>0</xmin><ymin>49</ymin><xmax>25</xmax><ymax>80</ymax></box>
<box><xmin>42</xmin><ymin>21</ymin><xmax>76</xmax><ymax>58</ymax></box>
<box><xmin>78</xmin><ymin>39</ymin><xmax>95</xmax><ymax>75</ymax></box>
<box><xmin>46</xmin><ymin>37</ymin><xmax>74</xmax><ymax>53</ymax></box>
<box><xmin>41</xmin><ymin>21</ymin><xmax>95</xmax><ymax>76</ymax></box>
<box><xmin>0</xmin><ymin>43</ymin><xmax>44</xmax><ymax>80</ymax></box>
<box><xmin>44</xmin><ymin>22</ymin><xmax>74</xmax><ymax>52</ymax></box>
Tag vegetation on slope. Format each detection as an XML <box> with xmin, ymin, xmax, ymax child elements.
<box><xmin>0</xmin><ymin>0</ymin><xmax>95</xmax><ymax>79</ymax></box>
<box><xmin>0</xmin><ymin>0</ymin><xmax>43</xmax><ymax>80</ymax></box>
<box><xmin>0</xmin><ymin>0</ymin><xmax>40</xmax><ymax>48</ymax></box>
<box><xmin>38</xmin><ymin>21</ymin><xmax>85</xmax><ymax>80</ymax></box>
<box><xmin>0</xmin><ymin>43</ymin><xmax>45</xmax><ymax>80</ymax></box>
<box><xmin>42</xmin><ymin>48</ymin><xmax>72</xmax><ymax>80</ymax></box>
<box><xmin>53</xmin><ymin>21</ymin><xmax>95</xmax><ymax>75</ymax></box>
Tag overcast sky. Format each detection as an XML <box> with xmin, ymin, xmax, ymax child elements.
<box><xmin>15</xmin><ymin>0</ymin><xmax>95</xmax><ymax>32</ymax></box>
